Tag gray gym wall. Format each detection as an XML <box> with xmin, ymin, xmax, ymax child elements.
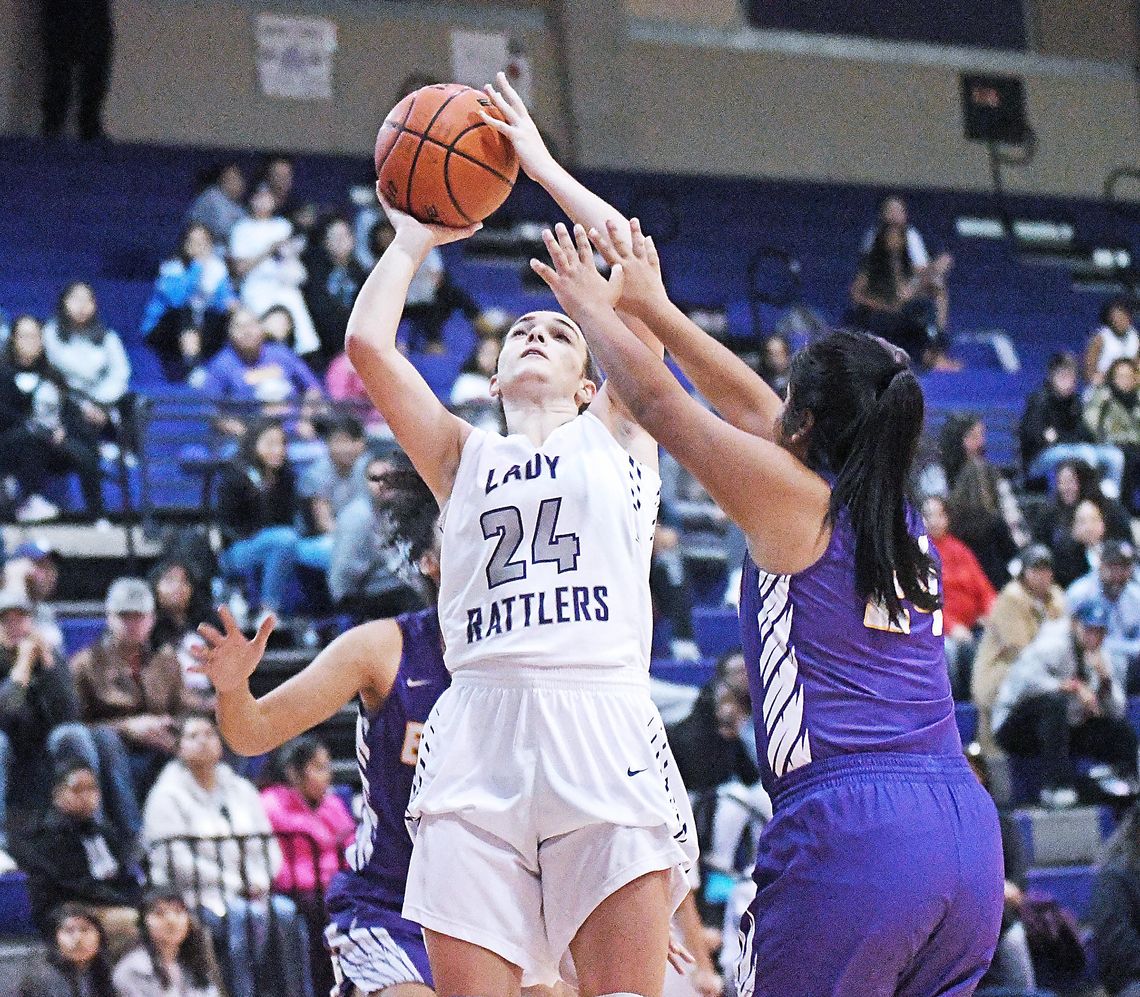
<box><xmin>0</xmin><ymin>0</ymin><xmax>1136</xmax><ymax>198</ymax></box>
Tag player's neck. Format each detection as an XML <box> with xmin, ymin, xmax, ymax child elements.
<box><xmin>502</xmin><ymin>397</ymin><xmax>579</xmax><ymax>447</ymax></box>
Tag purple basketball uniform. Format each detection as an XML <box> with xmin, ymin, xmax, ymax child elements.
<box><xmin>735</xmin><ymin>509</ymin><xmax>1004</xmax><ymax>997</ymax></box>
<box><xmin>324</xmin><ymin>609</ymin><xmax>450</xmax><ymax>994</ymax></box>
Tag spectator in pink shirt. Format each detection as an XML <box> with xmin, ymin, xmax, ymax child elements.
<box><xmin>324</xmin><ymin>351</ymin><xmax>383</xmax><ymax>428</ymax></box>
<box><xmin>259</xmin><ymin>736</ymin><xmax>353</xmax><ymax>893</ymax></box>
<box><xmin>259</xmin><ymin>736</ymin><xmax>353</xmax><ymax>997</ymax></box>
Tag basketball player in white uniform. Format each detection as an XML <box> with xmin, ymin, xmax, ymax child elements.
<box><xmin>344</xmin><ymin>84</ymin><xmax>697</xmax><ymax>997</ymax></box>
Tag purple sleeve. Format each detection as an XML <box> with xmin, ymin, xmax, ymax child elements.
<box><xmin>285</xmin><ymin>347</ymin><xmax>323</xmax><ymax>395</ymax></box>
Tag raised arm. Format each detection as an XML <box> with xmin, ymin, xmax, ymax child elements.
<box><xmin>588</xmin><ymin>217</ymin><xmax>783</xmax><ymax>442</ymax></box>
<box><xmin>188</xmin><ymin>608</ymin><xmax>402</xmax><ymax>756</ymax></box>
<box><xmin>481</xmin><ymin>73</ymin><xmax>662</xmax><ymax>467</ymax></box>
<box><xmin>344</xmin><ymin>195</ymin><xmax>478</xmax><ymax>504</ymax></box>
<box><xmin>533</xmin><ymin>224</ymin><xmax>831</xmax><ymax>575</ymax></box>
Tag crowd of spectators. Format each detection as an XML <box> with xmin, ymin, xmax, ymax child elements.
<box><xmin>3</xmin><ymin>146</ymin><xmax>1140</xmax><ymax>994</ymax></box>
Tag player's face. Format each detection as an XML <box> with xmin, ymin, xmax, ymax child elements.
<box><xmin>492</xmin><ymin>312</ymin><xmax>595</xmax><ymax>408</ymax></box>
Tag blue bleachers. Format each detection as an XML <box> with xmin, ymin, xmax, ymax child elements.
<box><xmin>2</xmin><ymin>135</ymin><xmax>1133</xmax><ymax>518</ymax></box>
<box><xmin>692</xmin><ymin>607</ymin><xmax>740</xmax><ymax>659</ymax></box>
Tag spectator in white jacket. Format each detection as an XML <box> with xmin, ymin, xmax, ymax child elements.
<box><xmin>229</xmin><ymin>185</ymin><xmax>320</xmax><ymax>360</ymax></box>
<box><xmin>43</xmin><ymin>281</ymin><xmax>134</xmax><ymax>456</ymax></box>
<box><xmin>142</xmin><ymin>716</ymin><xmax>312</xmax><ymax>997</ymax></box>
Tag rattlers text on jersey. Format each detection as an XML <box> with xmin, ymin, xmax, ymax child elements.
<box><xmin>438</xmin><ymin>411</ymin><xmax>659</xmax><ymax>674</ymax></box>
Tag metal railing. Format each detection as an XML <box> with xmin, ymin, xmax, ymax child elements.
<box><xmin>146</xmin><ymin>829</ymin><xmax>348</xmax><ymax>997</ymax></box>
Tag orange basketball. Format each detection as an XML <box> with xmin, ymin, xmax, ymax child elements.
<box><xmin>374</xmin><ymin>83</ymin><xmax>520</xmax><ymax>228</ymax></box>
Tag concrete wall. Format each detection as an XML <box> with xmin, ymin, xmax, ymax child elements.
<box><xmin>1</xmin><ymin>0</ymin><xmax>1136</xmax><ymax>199</ymax></box>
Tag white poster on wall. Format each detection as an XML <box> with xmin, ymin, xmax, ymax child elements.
<box><xmin>450</xmin><ymin>30</ymin><xmax>509</xmax><ymax>89</ymax></box>
<box><xmin>256</xmin><ymin>13</ymin><xmax>338</xmax><ymax>100</ymax></box>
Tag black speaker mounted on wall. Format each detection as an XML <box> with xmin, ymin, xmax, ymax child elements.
<box><xmin>960</xmin><ymin>73</ymin><xmax>1030</xmax><ymax>144</ymax></box>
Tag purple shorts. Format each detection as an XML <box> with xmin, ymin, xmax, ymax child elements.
<box><xmin>325</xmin><ymin>902</ymin><xmax>432</xmax><ymax>996</ymax></box>
<box><xmin>735</xmin><ymin>752</ymin><xmax>1003</xmax><ymax>997</ymax></box>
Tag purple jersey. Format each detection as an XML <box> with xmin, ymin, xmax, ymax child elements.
<box><xmin>325</xmin><ymin>609</ymin><xmax>450</xmax><ymax>919</ymax></box>
<box><xmin>739</xmin><ymin>507</ymin><xmax>961</xmax><ymax>794</ymax></box>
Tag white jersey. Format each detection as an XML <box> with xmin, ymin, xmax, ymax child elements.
<box><xmin>438</xmin><ymin>411</ymin><xmax>659</xmax><ymax>675</ymax></box>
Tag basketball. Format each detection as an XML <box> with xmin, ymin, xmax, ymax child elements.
<box><xmin>375</xmin><ymin>83</ymin><xmax>520</xmax><ymax>228</ymax></box>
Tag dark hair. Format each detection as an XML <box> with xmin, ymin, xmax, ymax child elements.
<box><xmin>319</xmin><ymin>412</ymin><xmax>365</xmax><ymax>442</ymax></box>
<box><xmin>259</xmin><ymin>305</ymin><xmax>296</xmax><ymax>350</ymax></box>
<box><xmin>54</xmin><ymin>282</ymin><xmax>107</xmax><ymax>345</ymax></box>
<box><xmin>373</xmin><ymin>451</ymin><xmax>440</xmax><ymax>564</ymax></box>
<box><xmin>176</xmin><ymin>223</ymin><xmax>213</xmax><ymax>265</ymax></box>
<box><xmin>193</xmin><ymin>160</ymin><xmax>243</xmax><ymax>195</ymax></box>
<box><xmin>1047</xmin><ymin>351</ymin><xmax>1078</xmax><ymax>375</ymax></box>
<box><xmin>147</xmin><ymin>557</ymin><xmax>214</xmax><ymax>636</ymax></box>
<box><xmin>1100</xmin><ymin>295</ymin><xmax>1135</xmax><ymax>327</ymax></box>
<box><xmin>239</xmin><ymin>417</ymin><xmax>287</xmax><ymax>471</ymax></box>
<box><xmin>1054</xmin><ymin>458</ymin><xmax>1101</xmax><ymax>504</ymax></box>
<box><xmin>784</xmin><ymin>330</ymin><xmax>937</xmax><ymax>622</ymax></box>
<box><xmin>1105</xmin><ymin>355</ymin><xmax>1137</xmax><ymax>388</ymax></box>
<box><xmin>258</xmin><ymin>735</ymin><xmax>327</xmax><ymax>789</ymax></box>
<box><xmin>51</xmin><ymin>757</ymin><xmax>96</xmax><ymax>792</ymax></box>
<box><xmin>174</xmin><ymin>711</ymin><xmax>218</xmax><ymax>746</ymax></box>
<box><xmin>460</xmin><ymin>336</ymin><xmax>500</xmax><ymax>376</ymax></box>
<box><xmin>5</xmin><ymin>314</ymin><xmax>50</xmax><ymax>371</ymax></box>
<box><xmin>1103</xmin><ymin>802</ymin><xmax>1140</xmax><ymax>870</ymax></box>
<box><xmin>137</xmin><ymin>888</ymin><xmax>219</xmax><ymax>991</ymax></box>
<box><xmin>862</xmin><ymin>223</ymin><xmax>913</xmax><ymax>302</ymax></box>
<box><xmin>937</xmin><ymin>411</ymin><xmax>983</xmax><ymax>488</ymax></box>
<box><xmin>46</xmin><ymin>903</ymin><xmax>115</xmax><ymax>997</ymax></box>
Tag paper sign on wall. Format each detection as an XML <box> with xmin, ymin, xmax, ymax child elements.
<box><xmin>450</xmin><ymin>30</ymin><xmax>533</xmax><ymax>104</ymax></box>
<box><xmin>450</xmin><ymin>30</ymin><xmax>509</xmax><ymax>89</ymax></box>
<box><xmin>256</xmin><ymin>13</ymin><xmax>338</xmax><ymax>100</ymax></box>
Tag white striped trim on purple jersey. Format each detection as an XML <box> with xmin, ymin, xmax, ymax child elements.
<box><xmin>324</xmin><ymin>920</ymin><xmax>425</xmax><ymax>995</ymax></box>
<box><xmin>752</xmin><ymin>571</ymin><xmax>812</xmax><ymax>779</ymax></box>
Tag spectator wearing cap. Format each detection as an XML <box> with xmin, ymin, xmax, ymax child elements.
<box><xmin>972</xmin><ymin>545</ymin><xmax>1066</xmax><ymax>752</ymax></box>
<box><xmin>922</xmin><ymin>495</ymin><xmax>996</xmax><ymax>699</ymax></box>
<box><xmin>1020</xmin><ymin>352</ymin><xmax>1124</xmax><ymax>492</ymax></box>
<box><xmin>993</xmin><ymin>598</ymin><xmax>1137</xmax><ymax>809</ymax></box>
<box><xmin>3</xmin><ymin>540</ymin><xmax>63</xmax><ymax>652</ymax></box>
<box><xmin>1068</xmin><ymin>538</ymin><xmax>1140</xmax><ymax>679</ymax></box>
<box><xmin>69</xmin><ymin>579</ymin><xmax>196</xmax><ymax>801</ymax></box>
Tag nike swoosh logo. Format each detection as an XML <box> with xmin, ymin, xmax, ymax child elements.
<box><xmin>627</xmin><ymin>767</ymin><xmax>647</xmax><ymax>777</ymax></box>
<box><xmin>406</xmin><ymin>678</ymin><xmax>432</xmax><ymax>688</ymax></box>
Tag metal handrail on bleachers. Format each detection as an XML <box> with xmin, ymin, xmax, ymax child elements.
<box><xmin>146</xmin><ymin>828</ymin><xmax>347</xmax><ymax>997</ymax></box>
<box><xmin>135</xmin><ymin>396</ymin><xmax>378</xmax><ymax>530</ymax></box>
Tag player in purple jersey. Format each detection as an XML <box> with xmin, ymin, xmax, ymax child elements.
<box><xmin>190</xmin><ymin>459</ymin><xmax>448</xmax><ymax>997</ymax></box>
<box><xmin>530</xmin><ymin>223</ymin><xmax>1004</xmax><ymax>996</ymax></box>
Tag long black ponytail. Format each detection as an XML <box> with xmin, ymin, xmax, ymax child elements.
<box><xmin>784</xmin><ymin>330</ymin><xmax>937</xmax><ymax>623</ymax></box>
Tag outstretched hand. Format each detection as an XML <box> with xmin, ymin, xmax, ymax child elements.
<box><xmin>374</xmin><ymin>185</ymin><xmax>482</xmax><ymax>251</ymax></box>
<box><xmin>531</xmin><ymin>222</ymin><xmax>624</xmax><ymax>320</ymax></box>
<box><xmin>588</xmin><ymin>217</ymin><xmax>667</xmax><ymax>321</ymax></box>
<box><xmin>187</xmin><ymin>606</ymin><xmax>276</xmax><ymax>695</ymax></box>
<box><xmin>479</xmin><ymin>71</ymin><xmax>553</xmax><ymax>179</ymax></box>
